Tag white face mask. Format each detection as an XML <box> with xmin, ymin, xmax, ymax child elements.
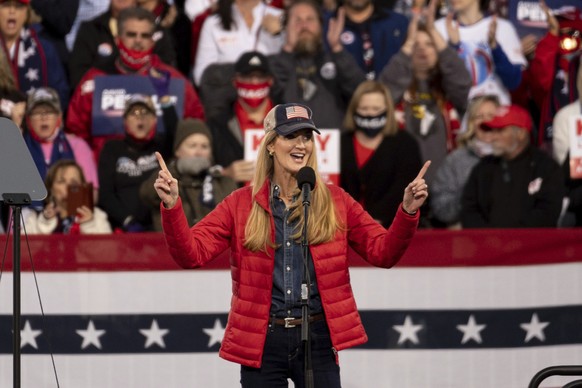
<box><xmin>470</xmin><ymin>138</ymin><xmax>494</xmax><ymax>157</ymax></box>
<box><xmin>176</xmin><ymin>156</ymin><xmax>211</xmax><ymax>176</ymax></box>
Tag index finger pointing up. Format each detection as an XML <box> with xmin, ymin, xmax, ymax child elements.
<box><xmin>155</xmin><ymin>151</ymin><xmax>169</xmax><ymax>173</ymax></box>
<box><xmin>416</xmin><ymin>160</ymin><xmax>431</xmax><ymax>180</ymax></box>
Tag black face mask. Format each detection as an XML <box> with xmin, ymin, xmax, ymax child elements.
<box><xmin>353</xmin><ymin>112</ymin><xmax>387</xmax><ymax>138</ymax></box>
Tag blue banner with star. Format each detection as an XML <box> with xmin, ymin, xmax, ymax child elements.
<box><xmin>2</xmin><ymin>306</ymin><xmax>581</xmax><ymax>354</ymax></box>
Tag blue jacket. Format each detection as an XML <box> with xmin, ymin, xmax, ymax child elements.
<box><xmin>323</xmin><ymin>7</ymin><xmax>408</xmax><ymax>78</ymax></box>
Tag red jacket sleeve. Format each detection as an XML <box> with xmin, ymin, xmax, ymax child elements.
<box><xmin>528</xmin><ymin>33</ymin><xmax>560</xmax><ymax>107</ymax></box>
<box><xmin>66</xmin><ymin>69</ymin><xmax>102</xmax><ymax>143</ymax></box>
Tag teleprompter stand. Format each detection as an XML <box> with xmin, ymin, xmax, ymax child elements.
<box><xmin>0</xmin><ymin>118</ymin><xmax>47</xmax><ymax>388</ymax></box>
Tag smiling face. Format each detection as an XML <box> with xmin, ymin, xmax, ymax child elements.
<box><xmin>0</xmin><ymin>0</ymin><xmax>27</xmax><ymax>42</ymax></box>
<box><xmin>267</xmin><ymin>128</ymin><xmax>314</xmax><ymax>178</ymax></box>
<box><xmin>28</xmin><ymin>103</ymin><xmax>61</xmax><ymax>140</ymax></box>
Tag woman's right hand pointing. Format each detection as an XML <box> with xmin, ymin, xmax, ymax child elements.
<box><xmin>154</xmin><ymin>152</ymin><xmax>179</xmax><ymax>209</ymax></box>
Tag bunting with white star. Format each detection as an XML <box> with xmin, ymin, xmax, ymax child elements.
<box><xmin>1</xmin><ymin>254</ymin><xmax>581</xmax><ymax>387</ymax></box>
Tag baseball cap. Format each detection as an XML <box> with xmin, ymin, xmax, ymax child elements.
<box><xmin>234</xmin><ymin>51</ymin><xmax>271</xmax><ymax>76</ymax></box>
<box><xmin>123</xmin><ymin>94</ymin><xmax>156</xmax><ymax>117</ymax></box>
<box><xmin>263</xmin><ymin>103</ymin><xmax>320</xmax><ymax>136</ymax></box>
<box><xmin>26</xmin><ymin>87</ymin><xmax>61</xmax><ymax>114</ymax></box>
<box><xmin>480</xmin><ymin>105</ymin><xmax>532</xmax><ymax>132</ymax></box>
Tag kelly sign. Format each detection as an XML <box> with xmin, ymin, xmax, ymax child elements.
<box><xmin>243</xmin><ymin>129</ymin><xmax>340</xmax><ymax>185</ymax></box>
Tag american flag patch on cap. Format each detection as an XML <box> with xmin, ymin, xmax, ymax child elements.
<box><xmin>286</xmin><ymin>105</ymin><xmax>309</xmax><ymax>119</ymax></box>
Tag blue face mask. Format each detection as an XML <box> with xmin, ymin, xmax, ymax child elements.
<box><xmin>353</xmin><ymin>112</ymin><xmax>387</xmax><ymax>138</ymax></box>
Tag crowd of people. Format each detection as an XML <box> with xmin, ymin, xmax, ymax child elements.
<box><xmin>0</xmin><ymin>0</ymin><xmax>581</xmax><ymax>235</ymax></box>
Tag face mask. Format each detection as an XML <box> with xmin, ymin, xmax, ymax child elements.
<box><xmin>470</xmin><ymin>138</ymin><xmax>494</xmax><ymax>157</ymax></box>
<box><xmin>234</xmin><ymin>80</ymin><xmax>270</xmax><ymax>108</ymax></box>
<box><xmin>353</xmin><ymin>112</ymin><xmax>387</xmax><ymax>138</ymax></box>
<box><xmin>118</xmin><ymin>39</ymin><xmax>153</xmax><ymax>72</ymax></box>
<box><xmin>176</xmin><ymin>156</ymin><xmax>211</xmax><ymax>176</ymax></box>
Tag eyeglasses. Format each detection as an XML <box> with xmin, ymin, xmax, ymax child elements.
<box><xmin>123</xmin><ymin>31</ymin><xmax>154</xmax><ymax>40</ymax></box>
<box><xmin>127</xmin><ymin>108</ymin><xmax>155</xmax><ymax>118</ymax></box>
<box><xmin>29</xmin><ymin>110</ymin><xmax>58</xmax><ymax>119</ymax></box>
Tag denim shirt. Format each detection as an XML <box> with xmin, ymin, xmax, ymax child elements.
<box><xmin>270</xmin><ymin>183</ymin><xmax>322</xmax><ymax>318</ymax></box>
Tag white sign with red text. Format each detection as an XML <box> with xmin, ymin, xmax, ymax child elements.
<box><xmin>244</xmin><ymin>129</ymin><xmax>340</xmax><ymax>185</ymax></box>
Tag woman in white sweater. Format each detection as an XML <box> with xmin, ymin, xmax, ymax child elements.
<box><xmin>193</xmin><ymin>0</ymin><xmax>283</xmax><ymax>85</ymax></box>
<box><xmin>23</xmin><ymin>160</ymin><xmax>111</xmax><ymax>235</ymax></box>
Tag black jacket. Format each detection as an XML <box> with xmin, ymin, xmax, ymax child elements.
<box><xmin>341</xmin><ymin>130</ymin><xmax>422</xmax><ymax>227</ymax></box>
<box><xmin>461</xmin><ymin>146</ymin><xmax>565</xmax><ymax>228</ymax></box>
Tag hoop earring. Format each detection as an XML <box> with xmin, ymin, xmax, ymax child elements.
<box><xmin>269</xmin><ymin>151</ymin><xmax>274</xmax><ymax>157</ymax></box>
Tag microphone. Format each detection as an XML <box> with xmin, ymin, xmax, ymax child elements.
<box><xmin>297</xmin><ymin>166</ymin><xmax>316</xmax><ymax>206</ymax></box>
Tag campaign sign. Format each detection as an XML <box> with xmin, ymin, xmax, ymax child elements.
<box><xmin>568</xmin><ymin>115</ymin><xmax>582</xmax><ymax>179</ymax></box>
<box><xmin>508</xmin><ymin>0</ymin><xmax>582</xmax><ymax>38</ymax></box>
<box><xmin>244</xmin><ymin>129</ymin><xmax>340</xmax><ymax>185</ymax></box>
<box><xmin>91</xmin><ymin>75</ymin><xmax>185</xmax><ymax>136</ymax></box>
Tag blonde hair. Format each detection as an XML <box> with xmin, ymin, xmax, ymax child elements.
<box><xmin>343</xmin><ymin>80</ymin><xmax>398</xmax><ymax>136</ymax></box>
<box><xmin>456</xmin><ymin>95</ymin><xmax>500</xmax><ymax>147</ymax></box>
<box><xmin>244</xmin><ymin>130</ymin><xmax>340</xmax><ymax>252</ymax></box>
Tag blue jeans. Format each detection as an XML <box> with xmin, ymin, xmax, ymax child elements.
<box><xmin>240</xmin><ymin>318</ymin><xmax>341</xmax><ymax>387</ymax></box>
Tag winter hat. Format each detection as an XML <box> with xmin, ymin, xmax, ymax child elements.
<box><xmin>173</xmin><ymin>119</ymin><xmax>213</xmax><ymax>153</ymax></box>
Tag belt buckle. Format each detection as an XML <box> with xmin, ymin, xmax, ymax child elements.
<box><xmin>284</xmin><ymin>317</ymin><xmax>296</xmax><ymax>328</ymax></box>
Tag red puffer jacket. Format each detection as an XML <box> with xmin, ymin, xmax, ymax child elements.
<box><xmin>161</xmin><ymin>180</ymin><xmax>419</xmax><ymax>368</ymax></box>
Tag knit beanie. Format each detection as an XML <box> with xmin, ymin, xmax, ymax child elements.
<box><xmin>173</xmin><ymin>119</ymin><xmax>213</xmax><ymax>153</ymax></box>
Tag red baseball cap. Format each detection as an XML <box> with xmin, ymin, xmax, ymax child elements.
<box><xmin>480</xmin><ymin>105</ymin><xmax>533</xmax><ymax>132</ymax></box>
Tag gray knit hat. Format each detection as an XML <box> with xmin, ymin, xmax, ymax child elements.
<box><xmin>173</xmin><ymin>119</ymin><xmax>213</xmax><ymax>152</ymax></box>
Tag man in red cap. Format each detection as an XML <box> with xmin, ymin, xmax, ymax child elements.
<box><xmin>461</xmin><ymin>105</ymin><xmax>565</xmax><ymax>228</ymax></box>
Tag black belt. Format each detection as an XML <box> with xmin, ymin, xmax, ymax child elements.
<box><xmin>271</xmin><ymin>313</ymin><xmax>325</xmax><ymax>328</ymax></box>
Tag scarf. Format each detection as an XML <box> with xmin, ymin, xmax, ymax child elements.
<box><xmin>1</xmin><ymin>28</ymin><xmax>48</xmax><ymax>94</ymax></box>
<box><xmin>54</xmin><ymin>216</ymin><xmax>80</xmax><ymax>235</ymax></box>
<box><xmin>24</xmin><ymin>129</ymin><xmax>75</xmax><ymax>180</ymax></box>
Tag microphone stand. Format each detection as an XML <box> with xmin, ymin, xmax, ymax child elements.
<box><xmin>3</xmin><ymin>193</ymin><xmax>32</xmax><ymax>388</ymax></box>
<box><xmin>300</xmin><ymin>186</ymin><xmax>314</xmax><ymax>388</ymax></box>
